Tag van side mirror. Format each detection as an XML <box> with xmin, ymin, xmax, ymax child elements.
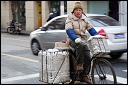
<box><xmin>41</xmin><ymin>27</ymin><xmax>47</xmax><ymax>31</ymax></box>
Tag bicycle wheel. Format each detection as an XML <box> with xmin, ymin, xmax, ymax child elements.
<box><xmin>7</xmin><ymin>27</ymin><xmax>14</xmax><ymax>34</ymax></box>
<box><xmin>91</xmin><ymin>58</ymin><xmax>117</xmax><ymax>84</ymax></box>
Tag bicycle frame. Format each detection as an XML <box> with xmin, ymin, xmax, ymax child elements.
<box><xmin>69</xmin><ymin>49</ymin><xmax>117</xmax><ymax>84</ymax></box>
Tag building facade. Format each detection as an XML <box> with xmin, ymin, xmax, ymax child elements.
<box><xmin>1</xmin><ymin>1</ymin><xmax>127</xmax><ymax>32</ymax></box>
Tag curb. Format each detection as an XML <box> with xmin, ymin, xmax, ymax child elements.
<box><xmin>1</xmin><ymin>30</ymin><xmax>31</xmax><ymax>35</ymax></box>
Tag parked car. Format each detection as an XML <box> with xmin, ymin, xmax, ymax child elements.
<box><xmin>30</xmin><ymin>14</ymin><xmax>127</xmax><ymax>59</ymax></box>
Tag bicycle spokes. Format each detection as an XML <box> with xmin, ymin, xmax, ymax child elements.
<box><xmin>92</xmin><ymin>58</ymin><xmax>117</xmax><ymax>84</ymax></box>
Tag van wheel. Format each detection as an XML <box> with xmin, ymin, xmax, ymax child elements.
<box><xmin>31</xmin><ymin>40</ymin><xmax>41</xmax><ymax>55</ymax></box>
<box><xmin>110</xmin><ymin>53</ymin><xmax>123</xmax><ymax>59</ymax></box>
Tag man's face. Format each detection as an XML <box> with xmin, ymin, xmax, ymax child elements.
<box><xmin>74</xmin><ymin>8</ymin><xmax>83</xmax><ymax>18</ymax></box>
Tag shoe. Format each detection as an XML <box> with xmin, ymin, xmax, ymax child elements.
<box><xmin>82</xmin><ymin>75</ymin><xmax>92</xmax><ymax>84</ymax></box>
<box><xmin>76</xmin><ymin>63</ymin><xmax>83</xmax><ymax>70</ymax></box>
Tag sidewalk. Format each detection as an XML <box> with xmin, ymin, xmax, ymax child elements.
<box><xmin>1</xmin><ymin>29</ymin><xmax>31</xmax><ymax>35</ymax></box>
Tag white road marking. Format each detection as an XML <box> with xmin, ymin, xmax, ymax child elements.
<box><xmin>122</xmin><ymin>70</ymin><xmax>127</xmax><ymax>72</ymax></box>
<box><xmin>1</xmin><ymin>53</ymin><xmax>127</xmax><ymax>84</ymax></box>
<box><xmin>94</xmin><ymin>74</ymin><xmax>127</xmax><ymax>84</ymax></box>
<box><xmin>1</xmin><ymin>73</ymin><xmax>127</xmax><ymax>84</ymax></box>
<box><xmin>1</xmin><ymin>73</ymin><xmax>39</xmax><ymax>83</ymax></box>
<box><xmin>116</xmin><ymin>76</ymin><xmax>127</xmax><ymax>84</ymax></box>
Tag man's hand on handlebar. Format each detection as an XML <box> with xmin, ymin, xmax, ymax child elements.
<box><xmin>75</xmin><ymin>38</ymin><xmax>87</xmax><ymax>46</ymax></box>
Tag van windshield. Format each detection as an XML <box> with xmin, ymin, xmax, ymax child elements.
<box><xmin>88</xmin><ymin>16</ymin><xmax>121</xmax><ymax>27</ymax></box>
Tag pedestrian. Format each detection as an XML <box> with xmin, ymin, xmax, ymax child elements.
<box><xmin>47</xmin><ymin>12</ymin><xmax>57</xmax><ymax>22</ymax></box>
<box><xmin>65</xmin><ymin>1</ymin><xmax>99</xmax><ymax>84</ymax></box>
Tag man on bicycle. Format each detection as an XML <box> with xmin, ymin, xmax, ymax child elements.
<box><xmin>65</xmin><ymin>1</ymin><xmax>98</xmax><ymax>84</ymax></box>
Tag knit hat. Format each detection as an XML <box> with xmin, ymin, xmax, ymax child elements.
<box><xmin>72</xmin><ymin>2</ymin><xmax>83</xmax><ymax>13</ymax></box>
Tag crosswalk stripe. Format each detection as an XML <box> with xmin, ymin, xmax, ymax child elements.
<box><xmin>2</xmin><ymin>73</ymin><xmax>127</xmax><ymax>84</ymax></box>
<box><xmin>1</xmin><ymin>73</ymin><xmax>39</xmax><ymax>83</ymax></box>
<box><xmin>94</xmin><ymin>74</ymin><xmax>127</xmax><ymax>84</ymax></box>
<box><xmin>116</xmin><ymin>75</ymin><xmax>127</xmax><ymax>84</ymax></box>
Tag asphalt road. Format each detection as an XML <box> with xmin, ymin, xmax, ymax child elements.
<box><xmin>1</xmin><ymin>32</ymin><xmax>127</xmax><ymax>84</ymax></box>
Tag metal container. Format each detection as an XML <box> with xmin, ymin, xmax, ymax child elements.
<box><xmin>38</xmin><ymin>49</ymin><xmax>70</xmax><ymax>84</ymax></box>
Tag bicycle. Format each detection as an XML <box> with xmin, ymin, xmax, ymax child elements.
<box><xmin>7</xmin><ymin>20</ymin><xmax>22</xmax><ymax>34</ymax></box>
<box><xmin>7</xmin><ymin>20</ymin><xmax>15</xmax><ymax>34</ymax></box>
<box><xmin>67</xmin><ymin>36</ymin><xmax>117</xmax><ymax>84</ymax></box>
